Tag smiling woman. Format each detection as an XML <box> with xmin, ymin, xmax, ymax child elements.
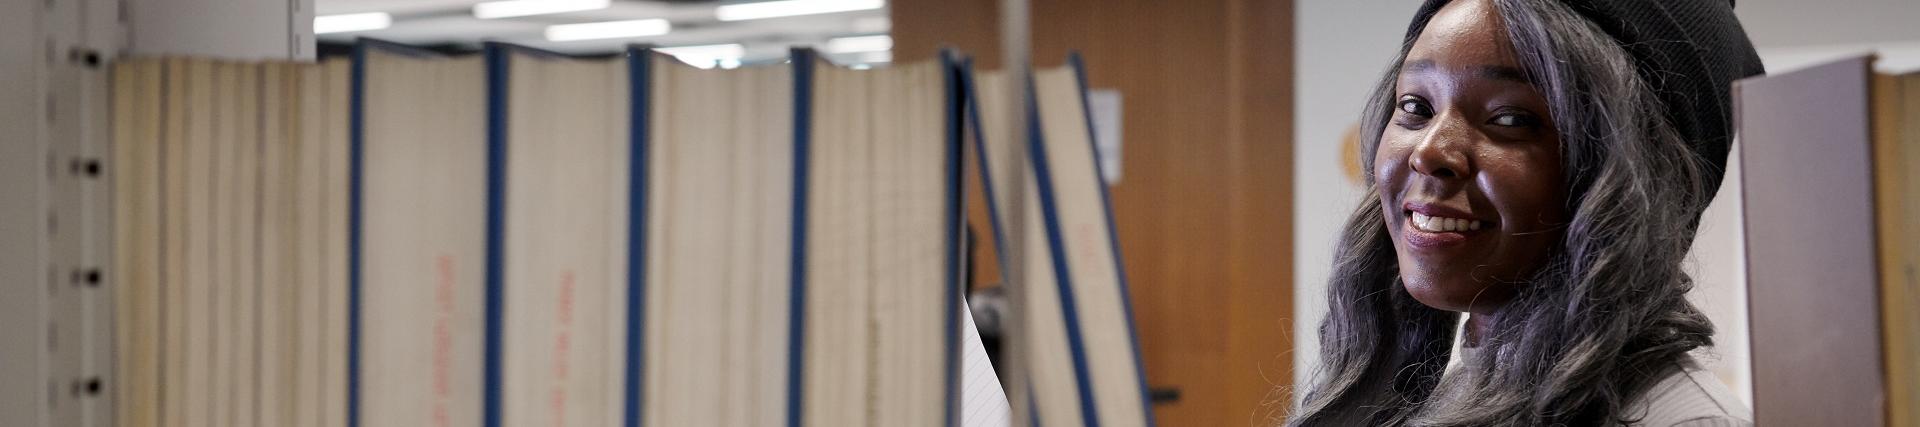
<box><xmin>1379</xmin><ymin>2</ymin><xmax>1568</xmax><ymax>318</ymax></box>
<box><xmin>1287</xmin><ymin>0</ymin><xmax>1765</xmax><ymax>425</ymax></box>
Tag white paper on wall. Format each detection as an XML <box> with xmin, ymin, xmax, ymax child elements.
<box><xmin>1088</xmin><ymin>89</ymin><xmax>1122</xmax><ymax>186</ymax></box>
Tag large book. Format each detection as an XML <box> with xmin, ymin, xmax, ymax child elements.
<box><xmin>110</xmin><ymin>56</ymin><xmax>164</xmax><ymax>427</ymax></box>
<box><xmin>255</xmin><ymin>59</ymin><xmax>344</xmax><ymax>427</ymax></box>
<box><xmin>967</xmin><ymin>58</ymin><xmax>1154</xmax><ymax>427</ymax></box>
<box><xmin>1737</xmin><ymin>55</ymin><xmax>1920</xmax><ymax>427</ymax></box>
<box><xmin>113</xmin><ymin>56</ymin><xmax>354</xmax><ymax>427</ymax></box>
<box><xmin>217</xmin><ymin>59</ymin><xmax>262</xmax><ymax>427</ymax></box>
<box><xmin>322</xmin><ymin>58</ymin><xmax>355</xmax><ymax>427</ymax></box>
<box><xmin>350</xmin><ymin>41</ymin><xmax>491</xmax><ymax>427</ymax></box>
<box><xmin>632</xmin><ymin>46</ymin><xmax>798</xmax><ymax>426</ymax></box>
<box><xmin>792</xmin><ymin>48</ymin><xmax>963</xmax><ymax>427</ymax></box>
<box><xmin>488</xmin><ymin>44</ymin><xmax>632</xmax><ymax>427</ymax></box>
<box><xmin>180</xmin><ymin>57</ymin><xmax>216</xmax><ymax>427</ymax></box>
<box><xmin>257</xmin><ymin>61</ymin><xmax>293</xmax><ymax>427</ymax></box>
<box><xmin>157</xmin><ymin>57</ymin><xmax>193</xmax><ymax>427</ymax></box>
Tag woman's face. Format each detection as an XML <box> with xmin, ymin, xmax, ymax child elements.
<box><xmin>1376</xmin><ymin>0</ymin><xmax>1568</xmax><ymax>314</ymax></box>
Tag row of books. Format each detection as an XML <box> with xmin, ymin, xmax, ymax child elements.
<box><xmin>109</xmin><ymin>39</ymin><xmax>1151</xmax><ymax>427</ymax></box>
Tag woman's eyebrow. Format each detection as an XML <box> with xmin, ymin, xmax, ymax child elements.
<box><xmin>1404</xmin><ymin>58</ymin><xmax>1531</xmax><ymax>84</ymax></box>
<box><xmin>1403</xmin><ymin>58</ymin><xmax>1437</xmax><ymax>73</ymax></box>
<box><xmin>1476</xmin><ymin>65</ymin><xmax>1530</xmax><ymax>84</ymax></box>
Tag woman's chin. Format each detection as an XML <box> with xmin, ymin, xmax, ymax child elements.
<box><xmin>1401</xmin><ymin>275</ymin><xmax>1508</xmax><ymax>313</ymax></box>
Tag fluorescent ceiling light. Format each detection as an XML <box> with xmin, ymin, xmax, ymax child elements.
<box><xmin>474</xmin><ymin>0</ymin><xmax>610</xmax><ymax>19</ymax></box>
<box><xmin>657</xmin><ymin>43</ymin><xmax>746</xmax><ymax>58</ymax></box>
<box><xmin>825</xmin><ymin>35</ymin><xmax>891</xmax><ymax>53</ymax></box>
<box><xmin>658</xmin><ymin>44</ymin><xmax>746</xmax><ymax>69</ymax></box>
<box><xmin>715</xmin><ymin>0</ymin><xmax>884</xmax><ymax>22</ymax></box>
<box><xmin>314</xmin><ymin>12</ymin><xmax>391</xmax><ymax>34</ymax></box>
<box><xmin>545</xmin><ymin>19</ymin><xmax>671</xmax><ymax>42</ymax></box>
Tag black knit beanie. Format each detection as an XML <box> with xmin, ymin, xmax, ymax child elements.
<box><xmin>1405</xmin><ymin>0</ymin><xmax>1767</xmax><ymax>198</ymax></box>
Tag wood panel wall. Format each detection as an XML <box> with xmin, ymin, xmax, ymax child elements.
<box><xmin>894</xmin><ymin>1</ymin><xmax>1297</xmax><ymax>425</ymax></box>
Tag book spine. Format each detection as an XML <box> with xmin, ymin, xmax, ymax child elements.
<box><xmin>960</xmin><ymin>61</ymin><xmax>1012</xmax><ymax>271</ymax></box>
<box><xmin>940</xmin><ymin>51</ymin><xmax>964</xmax><ymax>427</ymax></box>
<box><xmin>1024</xmin><ymin>72</ymin><xmax>1101</xmax><ymax>427</ymax></box>
<box><xmin>346</xmin><ymin>42</ymin><xmax>367</xmax><ymax>427</ymax></box>
<box><xmin>622</xmin><ymin>46</ymin><xmax>652</xmax><ymax>427</ymax></box>
<box><xmin>1066</xmin><ymin>54</ymin><xmax>1156</xmax><ymax>426</ymax></box>
<box><xmin>785</xmin><ymin>48</ymin><xmax>816</xmax><ymax>427</ymax></box>
<box><xmin>481</xmin><ymin>44</ymin><xmax>510</xmax><ymax>427</ymax></box>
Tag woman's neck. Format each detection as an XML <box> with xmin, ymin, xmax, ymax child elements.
<box><xmin>1463</xmin><ymin>313</ymin><xmax>1493</xmax><ymax>348</ymax></box>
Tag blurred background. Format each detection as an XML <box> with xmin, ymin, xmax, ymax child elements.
<box><xmin>4</xmin><ymin>0</ymin><xmax>1919</xmax><ymax>425</ymax></box>
<box><xmin>312</xmin><ymin>0</ymin><xmax>896</xmax><ymax>66</ymax></box>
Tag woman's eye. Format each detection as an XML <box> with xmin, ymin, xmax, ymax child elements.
<box><xmin>1489</xmin><ymin>112</ymin><xmax>1538</xmax><ymax>128</ymax></box>
<box><xmin>1397</xmin><ymin>97</ymin><xmax>1432</xmax><ymax>117</ymax></box>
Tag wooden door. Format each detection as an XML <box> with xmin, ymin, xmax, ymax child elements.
<box><xmin>894</xmin><ymin>1</ymin><xmax>1297</xmax><ymax>424</ymax></box>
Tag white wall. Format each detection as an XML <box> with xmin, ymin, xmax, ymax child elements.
<box><xmin>1290</xmin><ymin>0</ymin><xmax>1413</xmax><ymax>398</ymax></box>
<box><xmin>1291</xmin><ymin>0</ymin><xmax>1920</xmax><ymax>405</ymax></box>
<box><xmin>0</xmin><ymin>0</ymin><xmax>49</xmax><ymax>422</ymax></box>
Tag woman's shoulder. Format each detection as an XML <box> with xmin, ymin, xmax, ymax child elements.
<box><xmin>1623</xmin><ymin>359</ymin><xmax>1753</xmax><ymax>427</ymax></box>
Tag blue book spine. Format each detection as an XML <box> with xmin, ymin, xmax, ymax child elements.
<box><xmin>1066</xmin><ymin>54</ymin><xmax>1156</xmax><ymax>426</ymax></box>
<box><xmin>940</xmin><ymin>50</ymin><xmax>964</xmax><ymax>427</ymax></box>
<box><xmin>348</xmin><ymin>38</ymin><xmax>450</xmax><ymax>427</ymax></box>
<box><xmin>622</xmin><ymin>46</ymin><xmax>653</xmax><ymax>427</ymax></box>
<box><xmin>1023</xmin><ymin>72</ymin><xmax>1102</xmax><ymax>427</ymax></box>
<box><xmin>480</xmin><ymin>43</ymin><xmax>511</xmax><ymax>427</ymax></box>
<box><xmin>959</xmin><ymin>60</ymin><xmax>1013</xmax><ymax>273</ymax></box>
<box><xmin>346</xmin><ymin>40</ymin><xmax>369</xmax><ymax>427</ymax></box>
<box><xmin>785</xmin><ymin>47</ymin><xmax>816</xmax><ymax>427</ymax></box>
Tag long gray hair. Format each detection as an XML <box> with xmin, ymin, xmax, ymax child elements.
<box><xmin>1287</xmin><ymin>0</ymin><xmax>1718</xmax><ymax>425</ymax></box>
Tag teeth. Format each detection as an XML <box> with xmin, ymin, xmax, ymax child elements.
<box><xmin>1410</xmin><ymin>211</ymin><xmax>1486</xmax><ymax>233</ymax></box>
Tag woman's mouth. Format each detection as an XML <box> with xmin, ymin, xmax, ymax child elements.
<box><xmin>1401</xmin><ymin>206</ymin><xmax>1491</xmax><ymax>249</ymax></box>
<box><xmin>1409</xmin><ymin>211</ymin><xmax>1485</xmax><ymax>232</ymax></box>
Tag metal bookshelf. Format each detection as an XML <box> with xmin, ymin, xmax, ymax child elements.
<box><xmin>0</xmin><ymin>0</ymin><xmax>310</xmax><ymax>424</ymax></box>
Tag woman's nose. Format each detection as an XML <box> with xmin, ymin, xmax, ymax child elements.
<box><xmin>1408</xmin><ymin>112</ymin><xmax>1473</xmax><ymax>179</ymax></box>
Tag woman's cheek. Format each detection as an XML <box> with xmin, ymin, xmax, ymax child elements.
<box><xmin>1373</xmin><ymin>133</ymin><xmax>1412</xmax><ymax>185</ymax></box>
